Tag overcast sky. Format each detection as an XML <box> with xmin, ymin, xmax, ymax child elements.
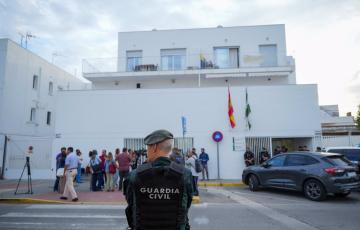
<box><xmin>0</xmin><ymin>0</ymin><xmax>359</xmax><ymax>115</ymax></box>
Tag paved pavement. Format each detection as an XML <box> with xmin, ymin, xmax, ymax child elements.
<box><xmin>1</xmin><ymin>177</ymin><xmax>359</xmax><ymax>230</ymax></box>
<box><xmin>0</xmin><ymin>176</ymin><xmax>126</xmax><ymax>204</ymax></box>
<box><xmin>0</xmin><ymin>186</ymin><xmax>359</xmax><ymax>229</ymax></box>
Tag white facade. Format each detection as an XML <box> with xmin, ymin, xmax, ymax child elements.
<box><xmin>53</xmin><ymin>85</ymin><xmax>320</xmax><ymax>179</ymax></box>
<box><xmin>0</xmin><ymin>39</ymin><xmax>87</xmax><ymax>179</ymax></box>
<box><xmin>50</xmin><ymin>25</ymin><xmax>320</xmax><ymax>180</ymax></box>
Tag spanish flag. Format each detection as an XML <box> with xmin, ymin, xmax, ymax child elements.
<box><xmin>228</xmin><ymin>86</ymin><xmax>236</xmax><ymax>128</ymax></box>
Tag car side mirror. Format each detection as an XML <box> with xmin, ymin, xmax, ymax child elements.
<box><xmin>262</xmin><ymin>162</ymin><xmax>271</xmax><ymax>168</ymax></box>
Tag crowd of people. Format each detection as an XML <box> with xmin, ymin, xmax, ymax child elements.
<box><xmin>53</xmin><ymin>146</ymin><xmax>210</xmax><ymax>197</ymax></box>
<box><xmin>244</xmin><ymin>145</ymin><xmax>314</xmax><ymax>167</ymax></box>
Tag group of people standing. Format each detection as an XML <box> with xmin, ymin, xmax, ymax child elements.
<box><xmin>244</xmin><ymin>147</ymin><xmax>270</xmax><ymax>167</ymax></box>
<box><xmin>53</xmin><ymin>145</ymin><xmax>210</xmax><ymax>200</ymax></box>
<box><xmin>170</xmin><ymin>147</ymin><xmax>210</xmax><ymax>196</ymax></box>
<box><xmin>88</xmin><ymin>148</ymin><xmax>140</xmax><ymax>192</ymax></box>
<box><xmin>244</xmin><ymin>145</ymin><xmax>312</xmax><ymax>167</ymax></box>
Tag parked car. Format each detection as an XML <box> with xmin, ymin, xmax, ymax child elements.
<box><xmin>325</xmin><ymin>147</ymin><xmax>360</xmax><ymax>174</ymax></box>
<box><xmin>242</xmin><ymin>152</ymin><xmax>360</xmax><ymax>201</ymax></box>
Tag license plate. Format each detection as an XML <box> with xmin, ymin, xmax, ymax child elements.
<box><xmin>347</xmin><ymin>172</ymin><xmax>357</xmax><ymax>177</ymax></box>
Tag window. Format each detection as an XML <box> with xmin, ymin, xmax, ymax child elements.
<box><xmin>46</xmin><ymin>111</ymin><xmax>51</xmax><ymax>125</ymax></box>
<box><xmin>30</xmin><ymin>108</ymin><xmax>36</xmax><ymax>122</ymax></box>
<box><xmin>126</xmin><ymin>50</ymin><xmax>142</xmax><ymax>71</ymax></box>
<box><xmin>48</xmin><ymin>82</ymin><xmax>53</xmax><ymax>95</ymax></box>
<box><xmin>32</xmin><ymin>75</ymin><xmax>39</xmax><ymax>89</ymax></box>
<box><xmin>214</xmin><ymin>47</ymin><xmax>239</xmax><ymax>69</ymax></box>
<box><xmin>259</xmin><ymin>45</ymin><xmax>278</xmax><ymax>67</ymax></box>
<box><xmin>161</xmin><ymin>49</ymin><xmax>186</xmax><ymax>71</ymax></box>
<box><xmin>285</xmin><ymin>155</ymin><xmax>319</xmax><ymax>166</ymax></box>
<box><xmin>323</xmin><ymin>156</ymin><xmax>351</xmax><ymax>167</ymax></box>
<box><xmin>268</xmin><ymin>155</ymin><xmax>286</xmax><ymax>167</ymax></box>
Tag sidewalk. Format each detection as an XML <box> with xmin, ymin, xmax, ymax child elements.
<box><xmin>0</xmin><ymin>176</ymin><xmax>242</xmax><ymax>204</ymax></box>
<box><xmin>0</xmin><ymin>175</ymin><xmax>126</xmax><ymax>204</ymax></box>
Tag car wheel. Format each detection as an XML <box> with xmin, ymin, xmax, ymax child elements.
<box><xmin>303</xmin><ymin>179</ymin><xmax>326</xmax><ymax>201</ymax></box>
<box><xmin>334</xmin><ymin>191</ymin><xmax>351</xmax><ymax>198</ymax></box>
<box><xmin>248</xmin><ymin>174</ymin><xmax>260</xmax><ymax>191</ymax></box>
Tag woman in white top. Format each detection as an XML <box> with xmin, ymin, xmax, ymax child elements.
<box><xmin>185</xmin><ymin>149</ymin><xmax>200</xmax><ymax>196</ymax></box>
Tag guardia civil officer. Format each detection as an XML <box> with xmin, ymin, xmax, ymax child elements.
<box><xmin>124</xmin><ymin>129</ymin><xmax>193</xmax><ymax>230</ymax></box>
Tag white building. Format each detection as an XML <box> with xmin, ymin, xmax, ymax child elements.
<box><xmin>53</xmin><ymin>25</ymin><xmax>322</xmax><ymax>180</ymax></box>
<box><xmin>0</xmin><ymin>39</ymin><xmax>87</xmax><ymax>179</ymax></box>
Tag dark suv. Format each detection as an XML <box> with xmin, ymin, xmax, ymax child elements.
<box><xmin>242</xmin><ymin>152</ymin><xmax>360</xmax><ymax>201</ymax></box>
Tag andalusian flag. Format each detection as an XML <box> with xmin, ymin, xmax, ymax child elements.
<box><xmin>228</xmin><ymin>86</ymin><xmax>236</xmax><ymax>128</ymax></box>
<box><xmin>245</xmin><ymin>88</ymin><xmax>251</xmax><ymax>130</ymax></box>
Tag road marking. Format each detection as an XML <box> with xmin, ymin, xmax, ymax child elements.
<box><xmin>208</xmin><ymin>188</ymin><xmax>321</xmax><ymax>230</ymax></box>
<box><xmin>227</xmin><ymin>189</ymin><xmax>307</xmax><ymax>203</ymax></box>
<box><xmin>0</xmin><ymin>212</ymin><xmax>126</xmax><ymax>219</ymax></box>
<box><xmin>0</xmin><ymin>222</ymin><xmax>119</xmax><ymax>226</ymax></box>
<box><xmin>26</xmin><ymin>204</ymin><xmax>126</xmax><ymax>209</ymax></box>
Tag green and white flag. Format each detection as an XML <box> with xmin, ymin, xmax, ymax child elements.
<box><xmin>245</xmin><ymin>88</ymin><xmax>251</xmax><ymax>130</ymax></box>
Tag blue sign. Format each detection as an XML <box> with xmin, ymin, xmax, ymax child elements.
<box><xmin>212</xmin><ymin>131</ymin><xmax>223</xmax><ymax>142</ymax></box>
<box><xmin>181</xmin><ymin>116</ymin><xmax>187</xmax><ymax>136</ymax></box>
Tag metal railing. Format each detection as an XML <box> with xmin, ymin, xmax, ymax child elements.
<box><xmin>82</xmin><ymin>53</ymin><xmax>294</xmax><ymax>74</ymax></box>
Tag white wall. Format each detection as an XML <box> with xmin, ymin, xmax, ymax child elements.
<box><xmin>53</xmin><ymin>84</ymin><xmax>321</xmax><ymax>179</ymax></box>
<box><xmin>118</xmin><ymin>25</ymin><xmax>289</xmax><ymax>72</ymax></box>
<box><xmin>0</xmin><ymin>39</ymin><xmax>87</xmax><ymax>179</ymax></box>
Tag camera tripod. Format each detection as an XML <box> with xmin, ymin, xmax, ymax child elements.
<box><xmin>14</xmin><ymin>157</ymin><xmax>33</xmax><ymax>195</ymax></box>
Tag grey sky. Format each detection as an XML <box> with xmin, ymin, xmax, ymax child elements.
<box><xmin>0</xmin><ymin>0</ymin><xmax>359</xmax><ymax>115</ymax></box>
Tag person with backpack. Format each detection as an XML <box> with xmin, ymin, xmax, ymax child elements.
<box><xmin>89</xmin><ymin>151</ymin><xmax>102</xmax><ymax>191</ymax></box>
<box><xmin>104</xmin><ymin>152</ymin><xmax>117</xmax><ymax>192</ymax></box>
<box><xmin>186</xmin><ymin>149</ymin><xmax>200</xmax><ymax>196</ymax></box>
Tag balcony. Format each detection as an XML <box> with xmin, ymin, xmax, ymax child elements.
<box><xmin>82</xmin><ymin>53</ymin><xmax>295</xmax><ymax>81</ymax></box>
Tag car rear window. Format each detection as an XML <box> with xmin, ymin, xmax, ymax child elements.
<box><xmin>322</xmin><ymin>156</ymin><xmax>352</xmax><ymax>167</ymax></box>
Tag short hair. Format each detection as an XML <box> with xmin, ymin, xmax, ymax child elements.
<box><xmin>158</xmin><ymin>139</ymin><xmax>173</xmax><ymax>154</ymax></box>
<box><xmin>61</xmin><ymin>147</ymin><xmax>66</xmax><ymax>151</ymax></box>
<box><xmin>67</xmin><ymin>147</ymin><xmax>73</xmax><ymax>152</ymax></box>
<box><xmin>122</xmin><ymin>147</ymin><xmax>127</xmax><ymax>152</ymax></box>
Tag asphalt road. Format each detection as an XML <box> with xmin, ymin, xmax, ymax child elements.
<box><xmin>0</xmin><ymin>187</ymin><xmax>359</xmax><ymax>230</ymax></box>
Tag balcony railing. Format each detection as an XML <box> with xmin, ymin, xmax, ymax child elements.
<box><xmin>82</xmin><ymin>53</ymin><xmax>294</xmax><ymax>74</ymax></box>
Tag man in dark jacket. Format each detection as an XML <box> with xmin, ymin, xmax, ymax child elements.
<box><xmin>53</xmin><ymin>147</ymin><xmax>66</xmax><ymax>192</ymax></box>
<box><xmin>124</xmin><ymin>129</ymin><xmax>193</xmax><ymax>230</ymax></box>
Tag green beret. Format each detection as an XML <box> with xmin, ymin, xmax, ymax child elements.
<box><xmin>144</xmin><ymin>129</ymin><xmax>174</xmax><ymax>145</ymax></box>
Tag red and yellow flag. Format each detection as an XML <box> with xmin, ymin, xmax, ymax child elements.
<box><xmin>228</xmin><ymin>86</ymin><xmax>236</xmax><ymax>128</ymax></box>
